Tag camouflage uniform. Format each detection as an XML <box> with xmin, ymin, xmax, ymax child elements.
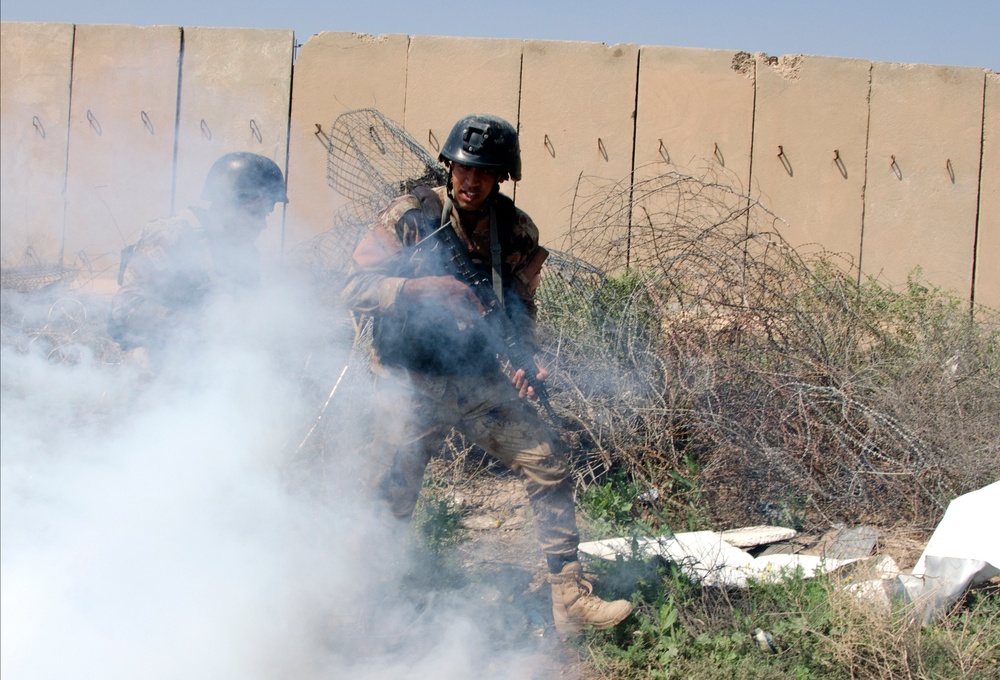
<box><xmin>343</xmin><ymin>185</ymin><xmax>580</xmax><ymax>562</ymax></box>
<box><xmin>109</xmin><ymin>207</ymin><xmax>260</xmax><ymax>351</ymax></box>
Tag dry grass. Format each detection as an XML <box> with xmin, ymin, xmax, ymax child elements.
<box><xmin>529</xmin><ymin>167</ymin><xmax>1000</xmax><ymax>534</ymax></box>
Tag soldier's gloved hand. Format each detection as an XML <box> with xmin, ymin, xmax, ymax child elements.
<box><xmin>512</xmin><ymin>360</ymin><xmax>549</xmax><ymax>400</ymax></box>
<box><xmin>402</xmin><ymin>276</ymin><xmax>486</xmax><ymax>328</ymax></box>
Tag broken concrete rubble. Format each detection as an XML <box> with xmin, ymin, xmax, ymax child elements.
<box><xmin>719</xmin><ymin>524</ymin><xmax>797</xmax><ymax>548</ymax></box>
<box><xmin>579</xmin><ymin>480</ymin><xmax>999</xmax><ymax>626</ymax></box>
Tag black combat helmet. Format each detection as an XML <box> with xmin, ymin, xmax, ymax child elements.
<box><xmin>201</xmin><ymin>152</ymin><xmax>288</xmax><ymax>205</ymax></box>
<box><xmin>439</xmin><ymin>114</ymin><xmax>521</xmax><ymax>182</ymax></box>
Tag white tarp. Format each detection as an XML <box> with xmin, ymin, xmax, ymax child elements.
<box><xmin>900</xmin><ymin>480</ymin><xmax>1000</xmax><ymax>624</ymax></box>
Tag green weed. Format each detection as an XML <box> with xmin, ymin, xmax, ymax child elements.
<box><xmin>584</xmin><ymin>560</ymin><xmax>1000</xmax><ymax>679</ymax></box>
<box><xmin>579</xmin><ymin>470</ymin><xmax>642</xmax><ymax>533</ymax></box>
<box><xmin>412</xmin><ymin>491</ymin><xmax>465</xmax><ymax>554</ymax></box>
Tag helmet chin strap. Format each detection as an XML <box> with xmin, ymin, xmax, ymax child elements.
<box><xmin>442</xmin><ymin>172</ymin><xmax>505</xmax><ymax>309</ymax></box>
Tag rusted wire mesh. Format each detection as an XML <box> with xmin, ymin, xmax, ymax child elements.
<box><xmin>546</xmin><ymin>166</ymin><xmax>1000</xmax><ymax>531</ymax></box>
<box><xmin>0</xmin><ymin>263</ymin><xmax>78</xmax><ymax>293</ymax></box>
<box><xmin>325</xmin><ymin>107</ymin><xmax>447</xmax><ymax>224</ymax></box>
<box><xmin>290</xmin><ymin>203</ymin><xmax>374</xmax><ymax>295</ymax></box>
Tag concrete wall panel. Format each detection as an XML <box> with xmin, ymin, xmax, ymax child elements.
<box><xmin>862</xmin><ymin>63</ymin><xmax>986</xmax><ymax>296</ymax></box>
<box><xmin>0</xmin><ymin>22</ymin><xmax>74</xmax><ymax>265</ymax></box>
<box><xmin>517</xmin><ymin>40</ymin><xmax>639</xmax><ymax>247</ymax></box>
<box><xmin>975</xmin><ymin>72</ymin><xmax>999</xmax><ymax>312</ymax></box>
<box><xmin>404</xmin><ymin>36</ymin><xmax>522</xmax><ymax>164</ymax></box>
<box><xmin>627</xmin><ymin>46</ymin><xmax>756</xmax><ymax>273</ymax></box>
<box><xmin>63</xmin><ymin>24</ymin><xmax>180</xmax><ymax>290</ymax></box>
<box><xmin>285</xmin><ymin>32</ymin><xmax>409</xmax><ymax>250</ymax></box>
<box><xmin>751</xmin><ymin>54</ymin><xmax>871</xmax><ymax>262</ymax></box>
<box><xmin>174</xmin><ymin>27</ymin><xmax>293</xmax><ymax>264</ymax></box>
<box><xmin>4</xmin><ymin>22</ymin><xmax>999</xmax><ymax>308</ymax></box>
<box><xmin>634</xmin><ymin>46</ymin><xmax>754</xmax><ymax>187</ymax></box>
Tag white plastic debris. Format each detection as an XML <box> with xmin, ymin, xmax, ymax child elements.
<box><xmin>900</xmin><ymin>480</ymin><xmax>1000</xmax><ymax>624</ymax></box>
<box><xmin>578</xmin><ymin>528</ymin><xmax>861</xmax><ymax>588</ymax></box>
<box><xmin>842</xmin><ymin>555</ymin><xmax>902</xmax><ymax>610</ymax></box>
<box><xmin>637</xmin><ymin>487</ymin><xmax>660</xmax><ymax>503</ymax></box>
<box><xmin>753</xmin><ymin>627</ymin><xmax>779</xmax><ymax>654</ymax></box>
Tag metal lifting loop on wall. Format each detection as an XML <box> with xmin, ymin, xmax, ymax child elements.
<box><xmin>946</xmin><ymin>158</ymin><xmax>955</xmax><ymax>184</ymax></box>
<box><xmin>544</xmin><ymin>134</ymin><xmax>555</xmax><ymax>158</ymax></box>
<box><xmin>428</xmin><ymin>129</ymin><xmax>440</xmax><ymax>152</ymax></box>
<box><xmin>713</xmin><ymin>142</ymin><xmax>725</xmax><ymax>166</ymax></box>
<box><xmin>890</xmin><ymin>154</ymin><xmax>902</xmax><ymax>180</ymax></box>
<box><xmin>250</xmin><ymin>119</ymin><xmax>262</xmax><ymax>144</ymax></box>
<box><xmin>777</xmin><ymin>145</ymin><xmax>793</xmax><ymax>177</ymax></box>
<box><xmin>141</xmin><ymin>110</ymin><xmax>154</xmax><ymax>135</ymax></box>
<box><xmin>200</xmin><ymin>119</ymin><xmax>212</xmax><ymax>141</ymax></box>
<box><xmin>76</xmin><ymin>250</ymin><xmax>93</xmax><ymax>275</ymax></box>
<box><xmin>86</xmin><ymin>109</ymin><xmax>102</xmax><ymax>136</ymax></box>
<box><xmin>598</xmin><ymin>137</ymin><xmax>608</xmax><ymax>162</ymax></box>
<box><xmin>32</xmin><ymin>115</ymin><xmax>46</xmax><ymax>139</ymax></box>
<box><xmin>833</xmin><ymin>149</ymin><xmax>848</xmax><ymax>179</ymax></box>
<box><xmin>658</xmin><ymin>139</ymin><xmax>669</xmax><ymax>163</ymax></box>
<box><xmin>313</xmin><ymin>123</ymin><xmax>331</xmax><ymax>146</ymax></box>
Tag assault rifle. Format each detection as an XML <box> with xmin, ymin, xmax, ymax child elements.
<box><xmin>420</xmin><ymin>205</ymin><xmax>561</xmax><ymax>424</ymax></box>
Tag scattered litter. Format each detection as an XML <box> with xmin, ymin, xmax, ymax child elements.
<box><xmin>462</xmin><ymin>514</ymin><xmax>501</xmax><ymax>530</ymax></box>
<box><xmin>758</xmin><ymin>534</ymin><xmax>813</xmax><ymax>556</ymax></box>
<box><xmin>527</xmin><ymin>609</ymin><xmax>546</xmax><ymax>637</ymax></box>
<box><xmin>719</xmin><ymin>525</ymin><xmax>797</xmax><ymax>549</ymax></box>
<box><xmin>897</xmin><ymin>480</ymin><xmax>1000</xmax><ymax>624</ymax></box>
<box><xmin>752</xmin><ymin>553</ymin><xmax>862</xmax><ymax>579</ymax></box>
<box><xmin>578</xmin><ymin>528</ymin><xmax>862</xmax><ymax>588</ymax></box>
<box><xmin>824</xmin><ymin>526</ymin><xmax>878</xmax><ymax>560</ymax></box>
<box><xmin>752</xmin><ymin>627</ymin><xmax>779</xmax><ymax>654</ymax></box>
<box><xmin>581</xmin><ymin>481</ymin><xmax>998</xmax><ymax>627</ymax></box>
<box><xmin>637</xmin><ymin>487</ymin><xmax>660</xmax><ymax>503</ymax></box>
<box><xmin>839</xmin><ymin>555</ymin><xmax>902</xmax><ymax>611</ymax></box>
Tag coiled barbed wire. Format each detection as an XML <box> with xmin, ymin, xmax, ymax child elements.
<box><xmin>300</xmin><ymin>111</ymin><xmax>999</xmax><ymax>530</ymax></box>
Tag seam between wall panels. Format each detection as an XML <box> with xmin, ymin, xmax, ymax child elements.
<box><xmin>513</xmin><ymin>42</ymin><xmax>524</xmax><ymax>207</ymax></box>
<box><xmin>626</xmin><ymin>46</ymin><xmax>641</xmax><ymax>269</ymax></box>
<box><xmin>402</xmin><ymin>36</ymin><xmax>412</xmax><ymax>139</ymax></box>
<box><xmin>742</xmin><ymin>55</ymin><xmax>758</xmax><ymax>293</ymax></box>
<box><xmin>170</xmin><ymin>27</ymin><xmax>185</xmax><ymax>217</ymax></box>
<box><xmin>969</xmin><ymin>71</ymin><xmax>988</xmax><ymax>310</ymax></box>
<box><xmin>60</xmin><ymin>24</ymin><xmax>78</xmax><ymax>264</ymax></box>
<box><xmin>280</xmin><ymin>31</ymin><xmax>295</xmax><ymax>258</ymax></box>
<box><xmin>857</xmin><ymin>62</ymin><xmax>873</xmax><ymax>286</ymax></box>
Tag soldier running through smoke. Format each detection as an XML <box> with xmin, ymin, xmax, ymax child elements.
<box><xmin>342</xmin><ymin>114</ymin><xmax>633</xmax><ymax>636</ymax></box>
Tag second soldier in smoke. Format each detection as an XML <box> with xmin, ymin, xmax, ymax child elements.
<box><xmin>109</xmin><ymin>152</ymin><xmax>288</xmax><ymax>362</ymax></box>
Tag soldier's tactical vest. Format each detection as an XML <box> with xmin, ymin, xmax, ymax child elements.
<box><xmin>373</xmin><ymin>186</ymin><xmax>527</xmax><ymax>375</ymax></box>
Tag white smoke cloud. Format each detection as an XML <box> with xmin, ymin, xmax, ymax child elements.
<box><xmin>1</xmin><ymin>271</ymin><xmax>551</xmax><ymax>679</ymax></box>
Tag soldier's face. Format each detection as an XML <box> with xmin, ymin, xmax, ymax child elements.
<box><xmin>216</xmin><ymin>197</ymin><xmax>275</xmax><ymax>241</ymax></box>
<box><xmin>450</xmin><ymin>163</ymin><xmax>500</xmax><ymax>211</ymax></box>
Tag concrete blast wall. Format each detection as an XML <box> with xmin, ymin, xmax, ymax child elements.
<box><xmin>1</xmin><ymin>23</ymin><xmax>997</xmax><ymax>309</ymax></box>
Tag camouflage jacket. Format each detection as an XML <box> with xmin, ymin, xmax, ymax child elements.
<box><xmin>342</xmin><ymin>185</ymin><xmax>548</xmax><ymax>375</ymax></box>
<box><xmin>108</xmin><ymin>207</ymin><xmax>260</xmax><ymax>350</ymax></box>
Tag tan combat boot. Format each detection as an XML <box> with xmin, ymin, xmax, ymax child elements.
<box><xmin>549</xmin><ymin>561</ymin><xmax>633</xmax><ymax>636</ymax></box>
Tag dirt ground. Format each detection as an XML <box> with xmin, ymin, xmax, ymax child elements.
<box><xmin>411</xmin><ymin>456</ymin><xmax>944</xmax><ymax>680</ymax></box>
<box><xmin>419</xmin><ymin>461</ymin><xmax>604</xmax><ymax>680</ymax></box>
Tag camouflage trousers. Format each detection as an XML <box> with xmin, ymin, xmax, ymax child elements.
<box><xmin>372</xmin><ymin>367</ymin><xmax>580</xmax><ymax>560</ymax></box>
